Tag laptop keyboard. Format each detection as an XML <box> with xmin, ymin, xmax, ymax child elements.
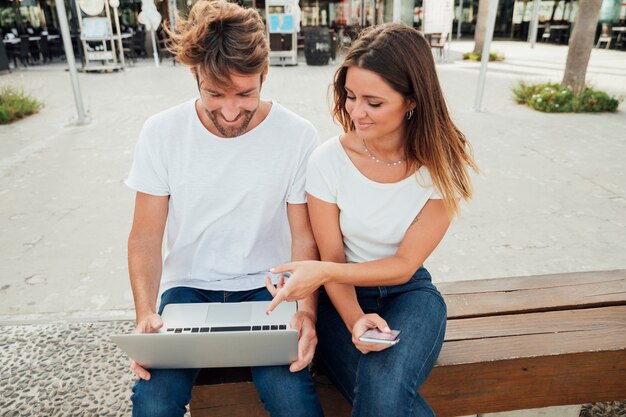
<box><xmin>165</xmin><ymin>325</ymin><xmax>287</xmax><ymax>333</ymax></box>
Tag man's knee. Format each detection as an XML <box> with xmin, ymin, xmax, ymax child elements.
<box><xmin>131</xmin><ymin>377</ymin><xmax>191</xmax><ymax>417</ymax></box>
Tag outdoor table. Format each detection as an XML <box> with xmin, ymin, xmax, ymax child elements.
<box><xmin>547</xmin><ymin>24</ymin><xmax>570</xmax><ymax>44</ymax></box>
<box><xmin>613</xmin><ymin>26</ymin><xmax>626</xmax><ymax>48</ymax></box>
<box><xmin>2</xmin><ymin>35</ymin><xmax>61</xmax><ymax>44</ymax></box>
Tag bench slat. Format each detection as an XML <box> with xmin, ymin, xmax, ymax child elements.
<box><xmin>438</xmin><ymin>270</ymin><xmax>625</xmax><ymax>295</ymax></box>
<box><xmin>439</xmin><ymin>306</ymin><xmax>626</xmax><ymax>366</ymax></box>
<box><xmin>422</xmin><ymin>350</ymin><xmax>626</xmax><ymax>417</ymax></box>
<box><xmin>442</xmin><ymin>272</ymin><xmax>626</xmax><ymax>318</ymax></box>
<box><xmin>445</xmin><ymin>305</ymin><xmax>626</xmax><ymax>342</ymax></box>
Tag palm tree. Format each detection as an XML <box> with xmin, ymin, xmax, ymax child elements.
<box><xmin>561</xmin><ymin>0</ymin><xmax>603</xmax><ymax>93</ymax></box>
<box><xmin>473</xmin><ymin>0</ymin><xmax>490</xmax><ymax>54</ymax></box>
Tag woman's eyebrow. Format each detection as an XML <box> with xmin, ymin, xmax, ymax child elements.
<box><xmin>345</xmin><ymin>86</ymin><xmax>384</xmax><ymax>100</ymax></box>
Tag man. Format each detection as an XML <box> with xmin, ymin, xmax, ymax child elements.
<box><xmin>125</xmin><ymin>1</ymin><xmax>323</xmax><ymax>416</ymax></box>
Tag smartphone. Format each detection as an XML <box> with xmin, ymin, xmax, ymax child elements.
<box><xmin>358</xmin><ymin>329</ymin><xmax>401</xmax><ymax>345</ymax></box>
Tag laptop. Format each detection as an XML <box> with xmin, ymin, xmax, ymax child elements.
<box><xmin>111</xmin><ymin>301</ymin><xmax>298</xmax><ymax>369</ymax></box>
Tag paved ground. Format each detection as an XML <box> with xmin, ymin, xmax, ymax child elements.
<box><xmin>0</xmin><ymin>39</ymin><xmax>624</xmax><ymax>416</ymax></box>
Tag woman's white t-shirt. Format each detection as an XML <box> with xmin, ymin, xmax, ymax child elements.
<box><xmin>306</xmin><ymin>136</ymin><xmax>442</xmax><ymax>263</ymax></box>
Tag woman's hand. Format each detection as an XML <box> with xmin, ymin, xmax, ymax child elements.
<box><xmin>265</xmin><ymin>261</ymin><xmax>331</xmax><ymax>314</ymax></box>
<box><xmin>352</xmin><ymin>313</ymin><xmax>395</xmax><ymax>354</ymax></box>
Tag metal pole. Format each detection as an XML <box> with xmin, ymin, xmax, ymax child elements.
<box><xmin>457</xmin><ymin>0</ymin><xmax>463</xmax><ymax>39</ymax></box>
<box><xmin>54</xmin><ymin>0</ymin><xmax>87</xmax><ymax>124</ymax></box>
<box><xmin>150</xmin><ymin>29</ymin><xmax>160</xmax><ymax>67</ymax></box>
<box><xmin>528</xmin><ymin>0</ymin><xmax>540</xmax><ymax>47</ymax></box>
<box><xmin>168</xmin><ymin>0</ymin><xmax>177</xmax><ymax>30</ymax></box>
<box><xmin>473</xmin><ymin>0</ymin><xmax>498</xmax><ymax>112</ymax></box>
<box><xmin>360</xmin><ymin>0</ymin><xmax>366</xmax><ymax>26</ymax></box>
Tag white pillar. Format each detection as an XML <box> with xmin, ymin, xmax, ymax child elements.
<box><xmin>150</xmin><ymin>29</ymin><xmax>160</xmax><ymax>68</ymax></box>
<box><xmin>393</xmin><ymin>0</ymin><xmax>402</xmax><ymax>22</ymax></box>
<box><xmin>54</xmin><ymin>0</ymin><xmax>87</xmax><ymax>124</ymax></box>
<box><xmin>457</xmin><ymin>0</ymin><xmax>463</xmax><ymax>39</ymax></box>
<box><xmin>473</xmin><ymin>0</ymin><xmax>499</xmax><ymax>112</ymax></box>
<box><xmin>528</xmin><ymin>0</ymin><xmax>541</xmax><ymax>48</ymax></box>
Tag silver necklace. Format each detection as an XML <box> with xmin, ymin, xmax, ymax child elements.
<box><xmin>362</xmin><ymin>139</ymin><xmax>405</xmax><ymax>167</ymax></box>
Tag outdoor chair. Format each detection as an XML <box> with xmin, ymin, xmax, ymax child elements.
<box><xmin>0</xmin><ymin>41</ymin><xmax>11</xmax><ymax>72</ymax></box>
<box><xmin>616</xmin><ymin>32</ymin><xmax>626</xmax><ymax>50</ymax></box>
<box><xmin>596</xmin><ymin>24</ymin><xmax>612</xmax><ymax>49</ymax></box>
<box><xmin>132</xmin><ymin>31</ymin><xmax>146</xmax><ymax>59</ymax></box>
<box><xmin>122</xmin><ymin>35</ymin><xmax>136</xmax><ymax>65</ymax></box>
<box><xmin>157</xmin><ymin>29</ymin><xmax>176</xmax><ymax>65</ymax></box>
<box><xmin>48</xmin><ymin>37</ymin><xmax>64</xmax><ymax>60</ymax></box>
<box><xmin>17</xmin><ymin>36</ymin><xmax>31</xmax><ymax>67</ymax></box>
<box><xmin>28</xmin><ymin>36</ymin><xmax>43</xmax><ymax>63</ymax></box>
<box><xmin>541</xmin><ymin>25</ymin><xmax>551</xmax><ymax>42</ymax></box>
<box><xmin>426</xmin><ymin>33</ymin><xmax>447</xmax><ymax>59</ymax></box>
<box><xmin>70</xmin><ymin>35</ymin><xmax>84</xmax><ymax>64</ymax></box>
<box><xmin>38</xmin><ymin>36</ymin><xmax>51</xmax><ymax>62</ymax></box>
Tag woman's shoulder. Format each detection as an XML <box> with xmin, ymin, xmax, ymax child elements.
<box><xmin>310</xmin><ymin>135</ymin><xmax>344</xmax><ymax>166</ymax></box>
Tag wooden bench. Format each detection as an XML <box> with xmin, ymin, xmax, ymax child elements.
<box><xmin>190</xmin><ymin>270</ymin><xmax>626</xmax><ymax>417</ymax></box>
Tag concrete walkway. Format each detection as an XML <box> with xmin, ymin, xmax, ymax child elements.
<box><xmin>0</xmin><ymin>40</ymin><xmax>624</xmax><ymax>416</ymax></box>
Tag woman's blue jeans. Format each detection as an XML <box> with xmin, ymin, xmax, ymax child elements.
<box><xmin>315</xmin><ymin>267</ymin><xmax>447</xmax><ymax>417</ymax></box>
<box><xmin>131</xmin><ymin>286</ymin><xmax>324</xmax><ymax>417</ymax></box>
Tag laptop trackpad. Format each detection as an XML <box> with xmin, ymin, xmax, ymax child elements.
<box><xmin>205</xmin><ymin>303</ymin><xmax>252</xmax><ymax>325</ymax></box>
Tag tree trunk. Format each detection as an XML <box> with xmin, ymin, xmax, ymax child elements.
<box><xmin>561</xmin><ymin>0</ymin><xmax>602</xmax><ymax>93</ymax></box>
<box><xmin>473</xmin><ymin>0</ymin><xmax>489</xmax><ymax>54</ymax></box>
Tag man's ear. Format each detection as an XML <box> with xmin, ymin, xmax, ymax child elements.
<box><xmin>261</xmin><ymin>63</ymin><xmax>269</xmax><ymax>84</ymax></box>
<box><xmin>190</xmin><ymin>66</ymin><xmax>198</xmax><ymax>81</ymax></box>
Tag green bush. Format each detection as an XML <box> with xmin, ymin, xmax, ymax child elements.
<box><xmin>462</xmin><ymin>51</ymin><xmax>504</xmax><ymax>62</ymax></box>
<box><xmin>512</xmin><ymin>81</ymin><xmax>621</xmax><ymax>113</ymax></box>
<box><xmin>0</xmin><ymin>86</ymin><xmax>43</xmax><ymax>124</ymax></box>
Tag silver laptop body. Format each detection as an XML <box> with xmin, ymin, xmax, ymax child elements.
<box><xmin>111</xmin><ymin>301</ymin><xmax>298</xmax><ymax>369</ymax></box>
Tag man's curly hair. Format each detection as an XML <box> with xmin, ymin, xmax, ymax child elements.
<box><xmin>165</xmin><ymin>0</ymin><xmax>269</xmax><ymax>86</ymax></box>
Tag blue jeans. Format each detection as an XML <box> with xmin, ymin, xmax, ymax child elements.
<box><xmin>315</xmin><ymin>267</ymin><xmax>447</xmax><ymax>417</ymax></box>
<box><xmin>131</xmin><ymin>286</ymin><xmax>324</xmax><ymax>417</ymax></box>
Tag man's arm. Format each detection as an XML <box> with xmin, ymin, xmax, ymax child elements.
<box><xmin>285</xmin><ymin>203</ymin><xmax>319</xmax><ymax>372</ymax></box>
<box><xmin>127</xmin><ymin>191</ymin><xmax>169</xmax><ymax>379</ymax></box>
<box><xmin>129</xmin><ymin>192</ymin><xmax>169</xmax><ymax>321</ymax></box>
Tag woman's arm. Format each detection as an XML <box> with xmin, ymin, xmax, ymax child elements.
<box><xmin>326</xmin><ymin>198</ymin><xmax>451</xmax><ymax>286</ymax></box>
<box><xmin>267</xmin><ymin>197</ymin><xmax>451</xmax><ymax>311</ymax></box>
<box><xmin>307</xmin><ymin>195</ymin><xmax>364</xmax><ymax>331</ymax></box>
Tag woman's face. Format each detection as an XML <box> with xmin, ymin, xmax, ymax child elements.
<box><xmin>344</xmin><ymin>66</ymin><xmax>413</xmax><ymax>142</ymax></box>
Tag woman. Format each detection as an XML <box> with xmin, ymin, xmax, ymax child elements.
<box><xmin>266</xmin><ymin>23</ymin><xmax>477</xmax><ymax>416</ymax></box>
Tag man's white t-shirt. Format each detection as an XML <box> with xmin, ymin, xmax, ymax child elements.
<box><xmin>126</xmin><ymin>99</ymin><xmax>318</xmax><ymax>293</ymax></box>
<box><xmin>306</xmin><ymin>136</ymin><xmax>442</xmax><ymax>263</ymax></box>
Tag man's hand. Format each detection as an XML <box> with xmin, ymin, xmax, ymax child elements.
<box><xmin>289</xmin><ymin>311</ymin><xmax>317</xmax><ymax>372</ymax></box>
<box><xmin>129</xmin><ymin>313</ymin><xmax>163</xmax><ymax>380</ymax></box>
<box><xmin>265</xmin><ymin>261</ymin><xmax>330</xmax><ymax>314</ymax></box>
<box><xmin>351</xmin><ymin>313</ymin><xmax>394</xmax><ymax>355</ymax></box>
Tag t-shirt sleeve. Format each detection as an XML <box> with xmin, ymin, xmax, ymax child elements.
<box><xmin>305</xmin><ymin>140</ymin><xmax>338</xmax><ymax>204</ymax></box>
<box><xmin>125</xmin><ymin>120</ymin><xmax>170</xmax><ymax>196</ymax></box>
<box><xmin>430</xmin><ymin>183</ymin><xmax>443</xmax><ymax>199</ymax></box>
<box><xmin>419</xmin><ymin>166</ymin><xmax>443</xmax><ymax>199</ymax></box>
<box><xmin>286</xmin><ymin>128</ymin><xmax>319</xmax><ymax>204</ymax></box>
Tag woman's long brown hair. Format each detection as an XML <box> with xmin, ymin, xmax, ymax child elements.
<box><xmin>333</xmin><ymin>23</ymin><xmax>478</xmax><ymax>217</ymax></box>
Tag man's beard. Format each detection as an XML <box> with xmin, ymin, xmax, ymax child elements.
<box><xmin>206</xmin><ymin>108</ymin><xmax>257</xmax><ymax>138</ymax></box>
